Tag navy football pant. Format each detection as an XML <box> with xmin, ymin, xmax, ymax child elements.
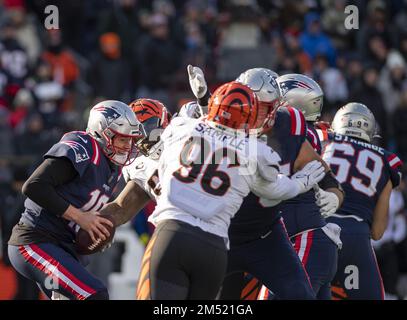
<box><xmin>8</xmin><ymin>243</ymin><xmax>108</xmax><ymax>300</ymax></box>
<box><xmin>256</xmin><ymin>228</ymin><xmax>338</xmax><ymax>300</ymax></box>
<box><xmin>292</xmin><ymin>228</ymin><xmax>338</xmax><ymax>299</ymax></box>
<box><xmin>327</xmin><ymin>217</ymin><xmax>384</xmax><ymax>300</ymax></box>
<box><xmin>219</xmin><ymin>218</ymin><xmax>315</xmax><ymax>300</ymax></box>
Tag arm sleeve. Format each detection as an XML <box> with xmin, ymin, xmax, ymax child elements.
<box><xmin>251</xmin><ymin>174</ymin><xmax>301</xmax><ymax>201</ymax></box>
<box><xmin>22</xmin><ymin>157</ymin><xmax>78</xmax><ymax>217</ymax></box>
<box><xmin>198</xmin><ymin>91</ymin><xmax>211</xmax><ymax>107</ymax></box>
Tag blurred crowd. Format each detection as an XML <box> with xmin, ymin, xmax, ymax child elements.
<box><xmin>1</xmin><ymin>0</ymin><xmax>407</xmax><ymax>299</ymax></box>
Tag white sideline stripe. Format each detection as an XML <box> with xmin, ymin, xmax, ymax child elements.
<box><xmin>23</xmin><ymin>245</ymin><xmax>92</xmax><ymax>298</ymax></box>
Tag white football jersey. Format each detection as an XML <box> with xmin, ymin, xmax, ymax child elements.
<box><xmin>149</xmin><ymin>117</ymin><xmax>302</xmax><ymax>246</ymax></box>
<box><xmin>121</xmin><ymin>109</ymin><xmax>203</xmax><ymax>200</ymax></box>
<box><xmin>122</xmin><ymin>155</ymin><xmax>160</xmax><ymax>200</ymax></box>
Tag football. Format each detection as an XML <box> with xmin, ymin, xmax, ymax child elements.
<box><xmin>75</xmin><ymin>215</ymin><xmax>116</xmax><ymax>255</ymax></box>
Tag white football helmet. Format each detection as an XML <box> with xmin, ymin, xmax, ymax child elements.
<box><xmin>277</xmin><ymin>73</ymin><xmax>323</xmax><ymax>122</ymax></box>
<box><xmin>236</xmin><ymin>68</ymin><xmax>281</xmax><ymax>132</ymax></box>
<box><xmin>331</xmin><ymin>102</ymin><xmax>377</xmax><ymax>142</ymax></box>
<box><xmin>86</xmin><ymin>100</ymin><xmax>145</xmax><ymax>166</ymax></box>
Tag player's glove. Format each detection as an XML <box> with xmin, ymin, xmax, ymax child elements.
<box><xmin>187</xmin><ymin>64</ymin><xmax>207</xmax><ymax>99</ymax></box>
<box><xmin>314</xmin><ymin>187</ymin><xmax>340</xmax><ymax>218</ymax></box>
<box><xmin>291</xmin><ymin>160</ymin><xmax>325</xmax><ymax>193</ymax></box>
<box><xmin>178</xmin><ymin>101</ymin><xmax>204</xmax><ymax>119</ymax></box>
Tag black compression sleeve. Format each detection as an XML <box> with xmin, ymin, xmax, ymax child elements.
<box><xmin>319</xmin><ymin>170</ymin><xmax>344</xmax><ymax>194</ymax></box>
<box><xmin>198</xmin><ymin>90</ymin><xmax>211</xmax><ymax>107</ymax></box>
<box><xmin>22</xmin><ymin>157</ymin><xmax>78</xmax><ymax>217</ymax></box>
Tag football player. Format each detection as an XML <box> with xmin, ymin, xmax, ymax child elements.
<box><xmin>254</xmin><ymin>74</ymin><xmax>343</xmax><ymax>300</ymax></box>
<box><xmin>7</xmin><ymin>100</ymin><xmax>145</xmax><ymax>300</ymax></box>
<box><xmin>134</xmin><ymin>81</ymin><xmax>327</xmax><ymax>300</ymax></box>
<box><xmin>187</xmin><ymin>66</ymin><xmax>344</xmax><ymax>300</ymax></box>
<box><xmin>319</xmin><ymin>103</ymin><xmax>403</xmax><ymax>300</ymax></box>
<box><xmin>99</xmin><ymin>98</ymin><xmax>172</xmax><ymax>228</ymax></box>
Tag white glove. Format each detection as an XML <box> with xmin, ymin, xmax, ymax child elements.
<box><xmin>315</xmin><ymin>187</ymin><xmax>340</xmax><ymax>218</ymax></box>
<box><xmin>178</xmin><ymin>101</ymin><xmax>204</xmax><ymax>119</ymax></box>
<box><xmin>187</xmin><ymin>64</ymin><xmax>207</xmax><ymax>99</ymax></box>
<box><xmin>291</xmin><ymin>160</ymin><xmax>325</xmax><ymax>193</ymax></box>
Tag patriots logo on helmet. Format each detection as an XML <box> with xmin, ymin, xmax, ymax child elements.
<box><xmin>93</xmin><ymin>105</ymin><xmax>121</xmax><ymax>125</ymax></box>
<box><xmin>279</xmin><ymin>79</ymin><xmax>313</xmax><ymax>96</ymax></box>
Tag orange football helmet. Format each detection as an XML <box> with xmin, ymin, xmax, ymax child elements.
<box><xmin>129</xmin><ymin>98</ymin><xmax>172</xmax><ymax>157</ymax></box>
<box><xmin>207</xmin><ymin>81</ymin><xmax>263</xmax><ymax>133</ymax></box>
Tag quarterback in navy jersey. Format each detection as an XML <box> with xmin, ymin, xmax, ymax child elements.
<box><xmin>7</xmin><ymin>100</ymin><xmax>145</xmax><ymax>300</ymax></box>
<box><xmin>319</xmin><ymin>102</ymin><xmax>403</xmax><ymax>300</ymax></box>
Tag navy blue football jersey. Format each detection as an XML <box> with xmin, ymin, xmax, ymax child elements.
<box><xmin>229</xmin><ymin>106</ymin><xmax>314</xmax><ymax>244</ymax></box>
<box><xmin>274</xmin><ymin>111</ymin><xmax>326</xmax><ymax>237</ymax></box>
<box><xmin>18</xmin><ymin>131</ymin><xmax>122</xmax><ymax>243</ymax></box>
<box><xmin>321</xmin><ymin>132</ymin><xmax>402</xmax><ymax>225</ymax></box>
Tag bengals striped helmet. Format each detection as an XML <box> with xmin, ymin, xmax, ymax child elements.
<box><xmin>129</xmin><ymin>98</ymin><xmax>172</xmax><ymax>158</ymax></box>
<box><xmin>207</xmin><ymin>81</ymin><xmax>262</xmax><ymax>133</ymax></box>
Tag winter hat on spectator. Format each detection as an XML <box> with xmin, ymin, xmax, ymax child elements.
<box><xmin>14</xmin><ymin>88</ymin><xmax>33</xmax><ymax>108</ymax></box>
<box><xmin>99</xmin><ymin>32</ymin><xmax>121</xmax><ymax>59</ymax></box>
<box><xmin>387</xmin><ymin>50</ymin><xmax>406</xmax><ymax>70</ymax></box>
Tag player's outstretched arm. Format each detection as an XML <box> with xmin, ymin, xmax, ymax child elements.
<box><xmin>371</xmin><ymin>180</ymin><xmax>392</xmax><ymax>240</ymax></box>
<box><xmin>253</xmin><ymin>160</ymin><xmax>326</xmax><ymax>201</ymax></box>
<box><xmin>100</xmin><ymin>180</ymin><xmax>150</xmax><ymax>227</ymax></box>
<box><xmin>187</xmin><ymin>64</ymin><xmax>211</xmax><ymax>107</ymax></box>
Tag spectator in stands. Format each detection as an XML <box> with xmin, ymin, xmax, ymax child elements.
<box><xmin>42</xmin><ymin>29</ymin><xmax>79</xmax><ymax>88</ymax></box>
<box><xmin>350</xmin><ymin>64</ymin><xmax>388</xmax><ymax>146</ymax></box>
<box><xmin>313</xmin><ymin>54</ymin><xmax>348</xmax><ymax>114</ymax></box>
<box><xmin>378</xmin><ymin>50</ymin><xmax>407</xmax><ymax>115</ymax></box>
<box><xmin>31</xmin><ymin>60</ymin><xmax>64</xmax><ymax>128</ymax></box>
<box><xmin>90</xmin><ymin>32</ymin><xmax>131</xmax><ymax>101</ymax></box>
<box><xmin>98</xmin><ymin>0</ymin><xmax>142</xmax><ymax>62</ymax></box>
<box><xmin>299</xmin><ymin>12</ymin><xmax>336</xmax><ymax>66</ymax></box>
<box><xmin>8</xmin><ymin>88</ymin><xmax>33</xmax><ymax>129</ymax></box>
<box><xmin>6</xmin><ymin>4</ymin><xmax>41</xmax><ymax>67</ymax></box>
<box><xmin>0</xmin><ymin>17</ymin><xmax>29</xmax><ymax>85</ymax></box>
<box><xmin>393</xmin><ymin>85</ymin><xmax>407</xmax><ymax>160</ymax></box>
<box><xmin>357</xmin><ymin>0</ymin><xmax>398</xmax><ymax>63</ymax></box>
<box><xmin>137</xmin><ymin>13</ymin><xmax>181</xmax><ymax>111</ymax></box>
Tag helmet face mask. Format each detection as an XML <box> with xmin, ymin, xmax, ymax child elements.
<box><xmin>331</xmin><ymin>102</ymin><xmax>377</xmax><ymax>142</ymax></box>
<box><xmin>86</xmin><ymin>100</ymin><xmax>146</xmax><ymax>166</ymax></box>
<box><xmin>101</xmin><ymin>127</ymin><xmax>142</xmax><ymax>166</ymax></box>
<box><xmin>129</xmin><ymin>98</ymin><xmax>172</xmax><ymax>159</ymax></box>
<box><xmin>277</xmin><ymin>73</ymin><xmax>324</xmax><ymax>122</ymax></box>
